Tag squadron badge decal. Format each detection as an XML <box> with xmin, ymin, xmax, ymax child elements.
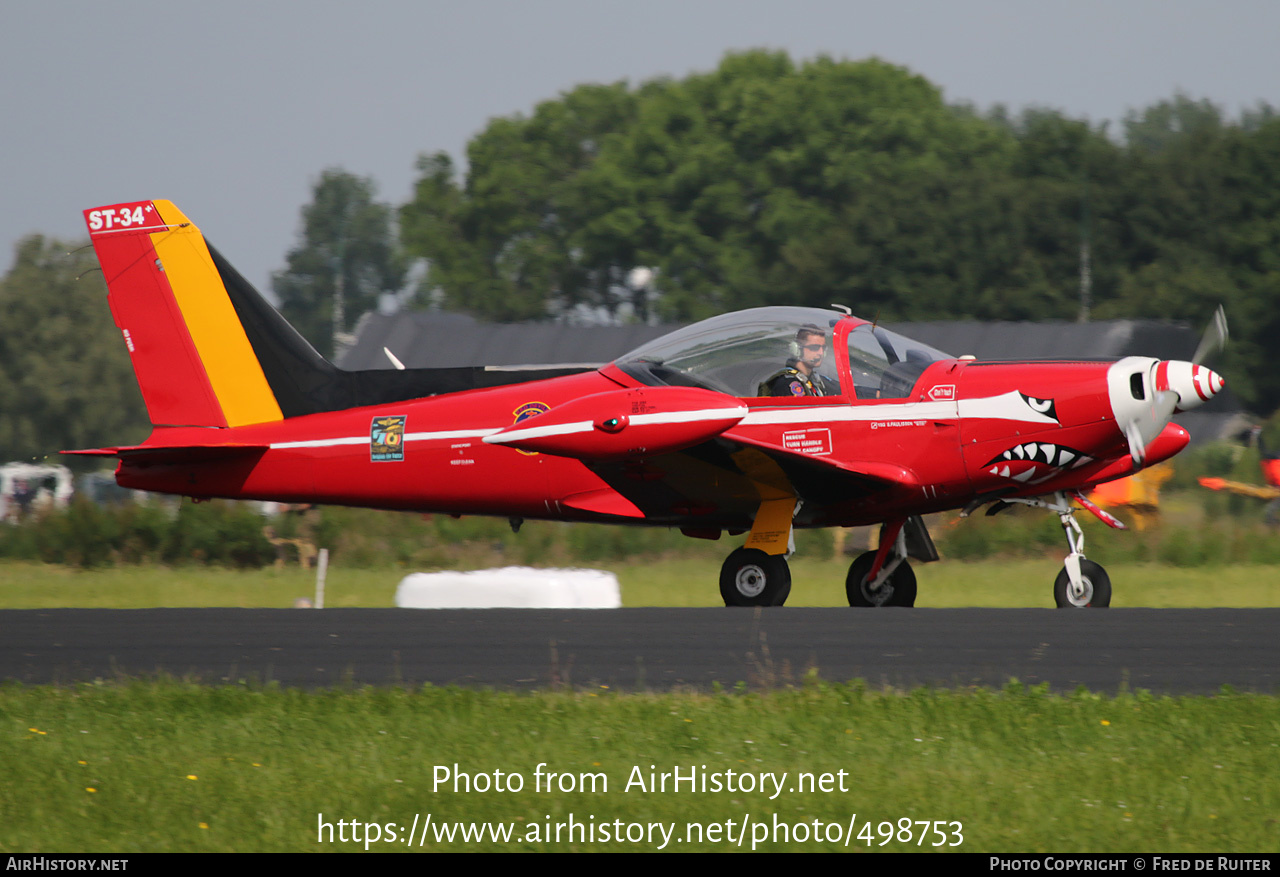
<box><xmin>370</xmin><ymin>415</ymin><xmax>406</xmax><ymax>461</ymax></box>
<box><xmin>512</xmin><ymin>402</ymin><xmax>550</xmax><ymax>456</ymax></box>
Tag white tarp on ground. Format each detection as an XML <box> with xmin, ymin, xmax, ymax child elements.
<box><xmin>395</xmin><ymin>567</ymin><xmax>621</xmax><ymax>609</ymax></box>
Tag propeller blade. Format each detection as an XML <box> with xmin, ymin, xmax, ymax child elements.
<box><xmin>1125</xmin><ymin>389</ymin><xmax>1179</xmax><ymax>466</ymax></box>
<box><xmin>1191</xmin><ymin>305</ymin><xmax>1228</xmax><ymax>366</ymax></box>
<box><xmin>1125</xmin><ymin>420</ymin><xmax>1147</xmax><ymax>467</ymax></box>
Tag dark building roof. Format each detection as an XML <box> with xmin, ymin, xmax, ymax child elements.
<box><xmin>340</xmin><ymin>310</ymin><xmax>674</xmax><ymax>371</ymax></box>
<box><xmin>342</xmin><ymin>311</ymin><xmax>1214</xmax><ymax>369</ymax></box>
<box><xmin>898</xmin><ymin>320</ymin><xmax>1203</xmax><ymax>363</ymax></box>
<box><xmin>339</xmin><ymin>310</ymin><xmax>1243</xmax><ymax>442</ymax></box>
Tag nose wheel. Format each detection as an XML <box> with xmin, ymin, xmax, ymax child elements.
<box><xmin>1054</xmin><ymin>558</ymin><xmax>1112</xmax><ymax>608</ymax></box>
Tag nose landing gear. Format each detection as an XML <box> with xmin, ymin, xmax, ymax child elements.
<box><xmin>981</xmin><ymin>491</ymin><xmax>1116</xmax><ymax>608</ymax></box>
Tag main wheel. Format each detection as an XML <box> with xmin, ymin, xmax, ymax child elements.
<box><xmin>1053</xmin><ymin>559</ymin><xmax>1111</xmax><ymax>608</ymax></box>
<box><xmin>846</xmin><ymin>551</ymin><xmax>917</xmax><ymax>607</ymax></box>
<box><xmin>719</xmin><ymin>548</ymin><xmax>791</xmax><ymax>606</ymax></box>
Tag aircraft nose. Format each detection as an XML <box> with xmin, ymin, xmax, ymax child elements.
<box><xmin>1154</xmin><ymin>360</ymin><xmax>1224</xmax><ymax>411</ymax></box>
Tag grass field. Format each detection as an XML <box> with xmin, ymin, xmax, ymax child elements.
<box><xmin>2</xmin><ymin>682</ymin><xmax>1277</xmax><ymax>852</ymax></box>
<box><xmin>1</xmin><ymin>556</ymin><xmax>1277</xmax><ymax>609</ymax></box>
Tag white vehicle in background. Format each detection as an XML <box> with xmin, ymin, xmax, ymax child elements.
<box><xmin>0</xmin><ymin>463</ymin><xmax>74</xmax><ymax>522</ymax></box>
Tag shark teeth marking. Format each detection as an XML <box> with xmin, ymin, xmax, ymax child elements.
<box><xmin>985</xmin><ymin>442</ymin><xmax>1094</xmax><ymax>475</ymax></box>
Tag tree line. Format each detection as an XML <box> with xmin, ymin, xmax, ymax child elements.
<box><xmin>3</xmin><ymin>50</ymin><xmax>1277</xmax><ymax>462</ymax></box>
<box><xmin>398</xmin><ymin>51</ymin><xmax>1278</xmax><ymax>409</ymax></box>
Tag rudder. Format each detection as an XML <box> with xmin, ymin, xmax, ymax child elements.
<box><xmin>85</xmin><ymin>199</ymin><xmax>602</xmax><ymax>427</ymax></box>
<box><xmin>85</xmin><ymin>200</ymin><xmax>284</xmax><ymax>428</ymax></box>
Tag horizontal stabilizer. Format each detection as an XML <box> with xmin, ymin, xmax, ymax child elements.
<box><xmin>62</xmin><ymin>442</ymin><xmax>267</xmax><ymax>464</ymax></box>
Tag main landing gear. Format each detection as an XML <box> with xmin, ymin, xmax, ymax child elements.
<box><xmin>846</xmin><ymin>550</ymin><xmax>916</xmax><ymax>606</ymax></box>
<box><xmin>719</xmin><ymin>547</ymin><xmax>792</xmax><ymax>606</ymax></box>
<box><xmin>844</xmin><ymin>516</ymin><xmax>936</xmax><ymax>607</ymax></box>
<box><xmin>717</xmin><ymin>516</ymin><xmax>937</xmax><ymax>608</ymax></box>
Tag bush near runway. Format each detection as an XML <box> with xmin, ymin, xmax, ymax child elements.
<box><xmin>0</xmin><ymin>499</ymin><xmax>276</xmax><ymax>569</ymax></box>
<box><xmin>1</xmin><ymin>681</ymin><xmax>1277</xmax><ymax>852</ymax></box>
<box><xmin>1</xmin><ymin>488</ymin><xmax>1277</xmax><ymax>571</ymax></box>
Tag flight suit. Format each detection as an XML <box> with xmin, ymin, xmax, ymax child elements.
<box><xmin>762</xmin><ymin>363</ymin><xmax>828</xmax><ymax>397</ymax></box>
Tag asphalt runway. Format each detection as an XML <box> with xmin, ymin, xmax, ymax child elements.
<box><xmin>2</xmin><ymin>608</ymin><xmax>1277</xmax><ymax>694</ymax></box>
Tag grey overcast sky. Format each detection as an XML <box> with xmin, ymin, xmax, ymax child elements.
<box><xmin>3</xmin><ymin>0</ymin><xmax>1277</xmax><ymax>296</ymax></box>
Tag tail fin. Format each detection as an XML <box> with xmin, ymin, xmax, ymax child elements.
<box><xmin>85</xmin><ymin>200</ymin><xmax>294</xmax><ymax>428</ymax></box>
<box><xmin>85</xmin><ymin>199</ymin><xmax>604</xmax><ymax>430</ymax></box>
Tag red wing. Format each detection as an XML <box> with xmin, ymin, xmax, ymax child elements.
<box><xmin>572</xmin><ymin>433</ymin><xmax>914</xmax><ymax>528</ymax></box>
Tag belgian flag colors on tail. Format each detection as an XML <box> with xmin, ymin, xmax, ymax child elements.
<box><xmin>84</xmin><ymin>200</ymin><xmax>284</xmax><ymax>429</ymax></box>
<box><xmin>81</xmin><ymin>200</ymin><xmax>591</xmax><ymax>443</ymax></box>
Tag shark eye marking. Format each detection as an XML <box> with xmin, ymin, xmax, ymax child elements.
<box><xmin>1019</xmin><ymin>392</ymin><xmax>1058</xmax><ymax>422</ymax></box>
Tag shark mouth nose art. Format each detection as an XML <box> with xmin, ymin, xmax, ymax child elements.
<box><xmin>983</xmin><ymin>442</ymin><xmax>1093</xmax><ymax>483</ymax></box>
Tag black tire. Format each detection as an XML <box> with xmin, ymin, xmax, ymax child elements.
<box><xmin>719</xmin><ymin>548</ymin><xmax>791</xmax><ymax>606</ymax></box>
<box><xmin>846</xmin><ymin>550</ymin><xmax>917</xmax><ymax>607</ymax></box>
<box><xmin>1053</xmin><ymin>559</ymin><xmax>1112</xmax><ymax>608</ymax></box>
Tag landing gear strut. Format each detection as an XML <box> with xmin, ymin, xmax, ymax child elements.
<box><xmin>988</xmin><ymin>491</ymin><xmax>1114</xmax><ymax>608</ymax></box>
<box><xmin>846</xmin><ymin>519</ymin><xmax>918</xmax><ymax>607</ymax></box>
<box><xmin>846</xmin><ymin>551</ymin><xmax>916</xmax><ymax>606</ymax></box>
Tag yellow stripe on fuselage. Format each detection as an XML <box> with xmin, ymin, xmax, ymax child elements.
<box><xmin>150</xmin><ymin>201</ymin><xmax>283</xmax><ymax>427</ymax></box>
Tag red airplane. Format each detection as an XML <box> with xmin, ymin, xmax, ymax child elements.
<box><xmin>70</xmin><ymin>200</ymin><xmax>1227</xmax><ymax>608</ymax></box>
<box><xmin>1198</xmin><ymin>426</ymin><xmax>1280</xmax><ymax>525</ymax></box>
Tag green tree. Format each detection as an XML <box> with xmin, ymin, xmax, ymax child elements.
<box><xmin>1123</xmin><ymin>93</ymin><xmax>1225</xmax><ymax>154</ymax></box>
<box><xmin>0</xmin><ymin>235</ymin><xmax>147</xmax><ymax>462</ymax></box>
<box><xmin>1100</xmin><ymin>109</ymin><xmax>1280</xmax><ymax>410</ymax></box>
<box><xmin>403</xmin><ymin>52</ymin><xmax>1028</xmax><ymax>324</ymax></box>
<box><xmin>272</xmin><ymin>169</ymin><xmax>406</xmax><ymax>358</ymax></box>
<box><xmin>579</xmin><ymin>52</ymin><xmax>1020</xmax><ymax>321</ymax></box>
<box><xmin>401</xmin><ymin>81</ymin><xmax>638</xmax><ymax>322</ymax></box>
<box><xmin>396</xmin><ymin>54</ymin><xmax>1280</xmax><ymax>413</ymax></box>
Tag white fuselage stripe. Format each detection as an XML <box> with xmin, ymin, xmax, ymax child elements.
<box><xmin>631</xmin><ymin>406</ymin><xmax>748</xmax><ymax>426</ymax></box>
<box><xmin>485</xmin><ymin>421</ymin><xmax>592</xmax><ymax>443</ymax></box>
<box><xmin>741</xmin><ymin>391</ymin><xmax>1056</xmax><ymax>426</ymax></box>
<box><xmin>267</xmin><ymin>393</ymin><xmax>1053</xmax><ymax>451</ymax></box>
<box><xmin>484</xmin><ymin>406</ymin><xmax>749</xmax><ymax>445</ymax></box>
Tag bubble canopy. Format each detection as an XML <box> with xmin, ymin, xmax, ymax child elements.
<box><xmin>613</xmin><ymin>307</ymin><xmax>953</xmax><ymax>400</ymax></box>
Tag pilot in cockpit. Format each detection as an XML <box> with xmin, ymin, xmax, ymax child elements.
<box><xmin>760</xmin><ymin>325</ymin><xmax>837</xmax><ymax>397</ymax></box>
